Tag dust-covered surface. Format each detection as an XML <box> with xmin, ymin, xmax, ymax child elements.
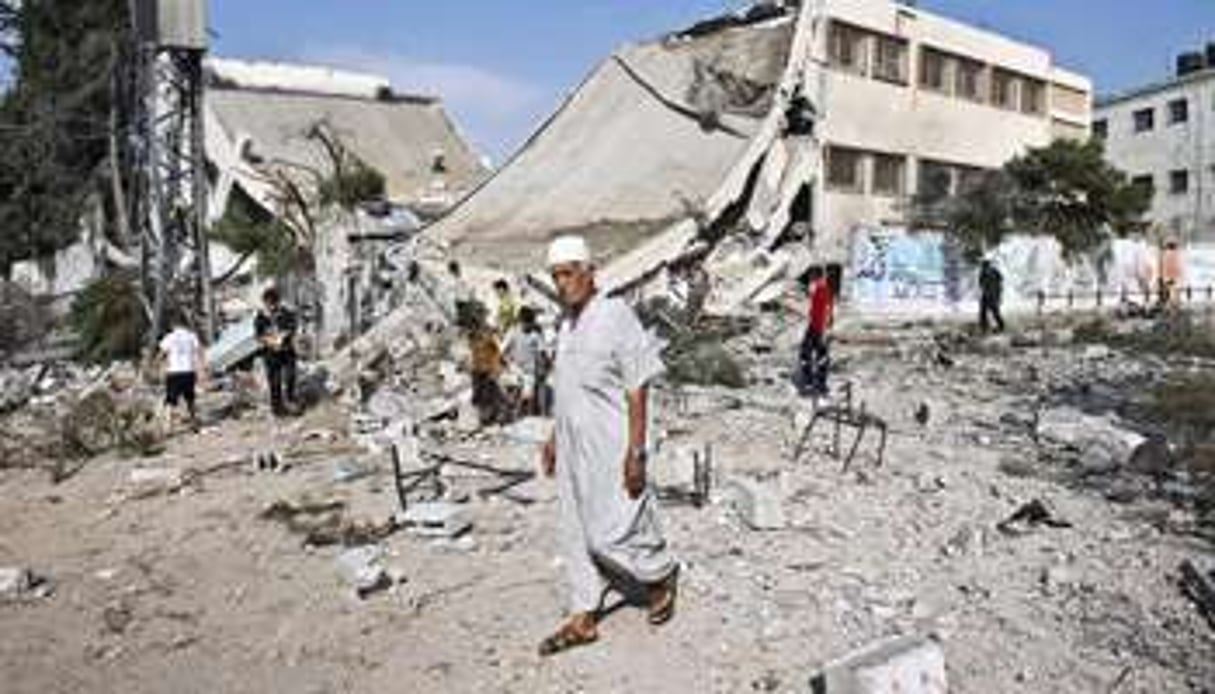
<box><xmin>2</xmin><ymin>314</ymin><xmax>1214</xmax><ymax>694</ymax></box>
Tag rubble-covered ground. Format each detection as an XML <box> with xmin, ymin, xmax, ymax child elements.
<box><xmin>1</xmin><ymin>311</ymin><xmax>1214</xmax><ymax>693</ymax></box>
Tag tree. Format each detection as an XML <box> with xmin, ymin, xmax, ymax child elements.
<box><xmin>912</xmin><ymin>139</ymin><xmax>1152</xmax><ymax>262</ymax></box>
<box><xmin>0</xmin><ymin>0</ymin><xmax>130</xmax><ymax>276</ymax></box>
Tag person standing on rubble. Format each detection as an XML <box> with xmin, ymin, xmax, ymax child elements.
<box><xmin>538</xmin><ymin>235</ymin><xmax>679</xmax><ymax>657</ymax></box>
<box><xmin>799</xmin><ymin>266</ymin><xmax>834</xmax><ymax>397</ymax></box>
<box><xmin>255</xmin><ymin>287</ymin><xmax>299</xmax><ymax>417</ymax></box>
<box><xmin>978</xmin><ymin>256</ymin><xmax>1005</xmax><ymax>333</ymax></box>
<box><xmin>493</xmin><ymin>278</ymin><xmax>519</xmax><ymax>334</ymax></box>
<box><xmin>158</xmin><ymin>310</ymin><xmax>206</xmax><ymax>430</ymax></box>
<box><xmin>505</xmin><ymin>305</ymin><xmax>545</xmax><ymax>416</ymax></box>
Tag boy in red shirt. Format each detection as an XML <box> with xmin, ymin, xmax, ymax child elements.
<box><xmin>799</xmin><ymin>267</ymin><xmax>834</xmax><ymax>396</ymax></box>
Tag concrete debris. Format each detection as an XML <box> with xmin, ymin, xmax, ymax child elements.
<box><xmin>0</xmin><ymin>365</ymin><xmax>40</xmax><ymax>414</ymax></box>
<box><xmin>1180</xmin><ymin>558</ymin><xmax>1215</xmax><ymax>630</ymax></box>
<box><xmin>1040</xmin><ymin>563</ymin><xmax>1084</xmax><ymax>596</ymax></box>
<box><xmin>810</xmin><ymin>634</ymin><xmax>947</xmax><ymax>694</ymax></box>
<box><xmin>332</xmin><ymin>458</ymin><xmax>377</xmax><ymax>484</ymax></box>
<box><xmin>398</xmin><ymin>502</ymin><xmax>471</xmax><ymax>538</ymax></box>
<box><xmin>127</xmin><ymin>467</ymin><xmax>185</xmax><ymax>498</ymax></box>
<box><xmin>941</xmin><ymin>525</ymin><xmax>986</xmax><ymax>558</ymax></box>
<box><xmin>1036</xmin><ymin>407</ymin><xmax>1146</xmax><ymax>475</ymax></box>
<box><xmin>500</xmin><ymin>417</ymin><xmax>552</xmax><ymax>446</ymax></box>
<box><xmin>0</xmin><ymin>567</ymin><xmax>53</xmax><ymax>601</ymax></box>
<box><xmin>335</xmin><ymin>545</ymin><xmax>393</xmax><ymax>599</ymax></box>
<box><xmin>718</xmin><ymin>476</ymin><xmax>785</xmax><ymax>530</ymax></box>
<box><xmin>997</xmin><ymin>499</ymin><xmax>1072</xmax><ymax>536</ymax></box>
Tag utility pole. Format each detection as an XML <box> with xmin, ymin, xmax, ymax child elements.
<box><xmin>130</xmin><ymin>0</ymin><xmax>214</xmax><ymax>345</ymax></box>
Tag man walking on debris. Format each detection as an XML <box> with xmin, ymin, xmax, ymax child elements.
<box><xmin>798</xmin><ymin>266</ymin><xmax>834</xmax><ymax>397</ymax></box>
<box><xmin>538</xmin><ymin>235</ymin><xmax>679</xmax><ymax>656</ymax></box>
<box><xmin>979</xmin><ymin>255</ymin><xmax>1005</xmax><ymax>333</ymax></box>
<box><xmin>255</xmin><ymin>287</ymin><xmax>299</xmax><ymax>417</ymax></box>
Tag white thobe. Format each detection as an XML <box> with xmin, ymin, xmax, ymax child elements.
<box><xmin>552</xmin><ymin>294</ymin><xmax>674</xmax><ymax>613</ymax></box>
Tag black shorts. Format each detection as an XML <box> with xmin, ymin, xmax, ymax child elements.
<box><xmin>165</xmin><ymin>372</ymin><xmax>197</xmax><ymax>408</ymax></box>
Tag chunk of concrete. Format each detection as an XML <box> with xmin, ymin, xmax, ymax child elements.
<box><xmin>502</xmin><ymin>417</ymin><xmax>552</xmax><ymax>446</ymax></box>
<box><xmin>0</xmin><ymin>566</ymin><xmax>52</xmax><ymax>601</ymax></box>
<box><xmin>335</xmin><ymin>545</ymin><xmax>391</xmax><ymax>599</ymax></box>
<box><xmin>0</xmin><ymin>567</ymin><xmax>32</xmax><ymax>599</ymax></box>
<box><xmin>810</xmin><ymin>635</ymin><xmax>947</xmax><ymax>694</ymax></box>
<box><xmin>719</xmin><ymin>477</ymin><xmax>785</xmax><ymax>531</ymax></box>
<box><xmin>128</xmin><ymin>467</ymin><xmax>184</xmax><ymax>496</ymax></box>
<box><xmin>397</xmin><ymin>502</ymin><xmax>471</xmax><ymax>538</ymax></box>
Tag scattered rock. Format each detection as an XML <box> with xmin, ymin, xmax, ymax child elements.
<box><xmin>128</xmin><ymin>467</ymin><xmax>185</xmax><ymax>498</ymax></box>
<box><xmin>398</xmin><ymin>502</ymin><xmax>472</xmax><ymax>538</ymax></box>
<box><xmin>810</xmin><ymin>634</ymin><xmax>947</xmax><ymax>694</ymax></box>
<box><xmin>997</xmin><ymin>499</ymin><xmax>1071</xmax><ymax>536</ymax></box>
<box><xmin>718</xmin><ymin>477</ymin><xmax>785</xmax><ymax>531</ymax></box>
<box><xmin>335</xmin><ymin>546</ymin><xmax>392</xmax><ymax>599</ymax></box>
<box><xmin>1180</xmin><ymin>558</ymin><xmax>1215</xmax><ymax>630</ymax></box>
<box><xmin>942</xmin><ymin>525</ymin><xmax>986</xmax><ymax>558</ymax></box>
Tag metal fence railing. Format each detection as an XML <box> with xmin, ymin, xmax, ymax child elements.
<box><xmin>1030</xmin><ymin>284</ymin><xmax>1215</xmax><ymax>316</ymax></box>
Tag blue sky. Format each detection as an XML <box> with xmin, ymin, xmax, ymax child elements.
<box><xmin>208</xmin><ymin>1</ymin><xmax>1213</xmax><ymax>162</ymax></box>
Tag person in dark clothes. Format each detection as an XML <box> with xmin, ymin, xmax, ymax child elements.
<box><xmin>798</xmin><ymin>266</ymin><xmax>834</xmax><ymax>397</ymax></box>
<box><xmin>978</xmin><ymin>257</ymin><xmax>1005</xmax><ymax>334</ymax></box>
<box><xmin>254</xmin><ymin>287</ymin><xmax>299</xmax><ymax>417</ymax></box>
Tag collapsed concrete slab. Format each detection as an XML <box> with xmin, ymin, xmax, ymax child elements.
<box><xmin>414</xmin><ymin>3</ymin><xmax>823</xmax><ymax>315</ymax></box>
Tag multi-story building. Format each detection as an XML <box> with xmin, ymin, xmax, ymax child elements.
<box><xmin>817</xmin><ymin>0</ymin><xmax>1093</xmax><ymax>252</ymax></box>
<box><xmin>1093</xmin><ymin>49</ymin><xmax>1215</xmax><ymax>243</ymax></box>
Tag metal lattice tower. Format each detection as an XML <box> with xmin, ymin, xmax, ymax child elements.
<box><xmin>131</xmin><ymin>0</ymin><xmax>214</xmax><ymax>345</ymax></box>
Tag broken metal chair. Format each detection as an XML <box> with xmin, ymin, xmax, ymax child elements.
<box><xmin>390</xmin><ymin>443</ymin><xmax>536</xmax><ymax>513</ymax></box>
<box><xmin>791</xmin><ymin>381</ymin><xmax>889</xmax><ymax>472</ymax></box>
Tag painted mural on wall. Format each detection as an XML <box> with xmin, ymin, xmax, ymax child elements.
<box><xmin>848</xmin><ymin>227</ymin><xmax>1215</xmax><ymax>312</ymax></box>
<box><xmin>851</xmin><ymin>230</ymin><xmax>949</xmax><ymax>304</ymax></box>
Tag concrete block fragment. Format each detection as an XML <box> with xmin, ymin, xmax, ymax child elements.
<box><xmin>128</xmin><ymin>467</ymin><xmax>184</xmax><ymax>495</ymax></box>
<box><xmin>811</xmin><ymin>635</ymin><xmax>947</xmax><ymax>694</ymax></box>
<box><xmin>335</xmin><ymin>545</ymin><xmax>391</xmax><ymax>599</ymax></box>
<box><xmin>0</xmin><ymin>567</ymin><xmax>32</xmax><ymax>599</ymax></box>
<box><xmin>719</xmin><ymin>477</ymin><xmax>785</xmax><ymax>531</ymax></box>
<box><xmin>398</xmin><ymin>502</ymin><xmax>471</xmax><ymax>538</ymax></box>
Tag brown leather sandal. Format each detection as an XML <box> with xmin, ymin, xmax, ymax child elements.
<box><xmin>648</xmin><ymin>565</ymin><xmax>680</xmax><ymax>626</ymax></box>
<box><xmin>538</xmin><ymin>617</ymin><xmax>598</xmax><ymax>657</ymax></box>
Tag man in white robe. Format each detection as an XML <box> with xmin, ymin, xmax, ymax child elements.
<box><xmin>538</xmin><ymin>235</ymin><xmax>679</xmax><ymax>656</ymax></box>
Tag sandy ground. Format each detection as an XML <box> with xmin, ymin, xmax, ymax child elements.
<box><xmin>1</xmin><ymin>330</ymin><xmax>1213</xmax><ymax>693</ymax></box>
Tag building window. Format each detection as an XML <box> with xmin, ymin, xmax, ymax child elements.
<box><xmin>1019</xmin><ymin>78</ymin><xmax>1045</xmax><ymax>115</ymax></box>
<box><xmin>1131</xmin><ymin>174</ymin><xmax>1154</xmax><ymax>197</ymax></box>
<box><xmin>1170</xmin><ymin>169</ymin><xmax>1190</xmax><ymax>195</ymax></box>
<box><xmin>990</xmin><ymin>69</ymin><xmax>1016</xmax><ymax>110</ymax></box>
<box><xmin>955</xmin><ymin>58</ymin><xmax>984</xmax><ymax>102</ymax></box>
<box><xmin>1133</xmin><ymin>107</ymin><xmax>1154</xmax><ymax>133</ymax></box>
<box><xmin>918</xmin><ymin>160</ymin><xmax>955</xmax><ymax>200</ymax></box>
<box><xmin>872</xmin><ymin>153</ymin><xmax>906</xmax><ymax>196</ymax></box>
<box><xmin>919</xmin><ymin>47</ymin><xmax>949</xmax><ymax>93</ymax></box>
<box><xmin>1168</xmin><ymin>98</ymin><xmax>1189</xmax><ymax>125</ymax></box>
<box><xmin>872</xmin><ymin>35</ymin><xmax>909</xmax><ymax>85</ymax></box>
<box><xmin>827</xmin><ymin>146</ymin><xmax>864</xmax><ymax>191</ymax></box>
<box><xmin>828</xmin><ymin>22</ymin><xmax>868</xmax><ymax>75</ymax></box>
<box><xmin>1092</xmin><ymin>118</ymin><xmax>1108</xmax><ymax>139</ymax></box>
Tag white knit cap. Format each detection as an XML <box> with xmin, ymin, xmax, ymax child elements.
<box><xmin>547</xmin><ymin>235</ymin><xmax>592</xmax><ymax>268</ymax></box>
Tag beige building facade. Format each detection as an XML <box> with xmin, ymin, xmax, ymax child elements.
<box><xmin>814</xmin><ymin>0</ymin><xmax>1092</xmax><ymax>257</ymax></box>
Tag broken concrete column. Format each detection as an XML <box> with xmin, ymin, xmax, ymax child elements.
<box><xmin>810</xmin><ymin>634</ymin><xmax>947</xmax><ymax>694</ymax></box>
